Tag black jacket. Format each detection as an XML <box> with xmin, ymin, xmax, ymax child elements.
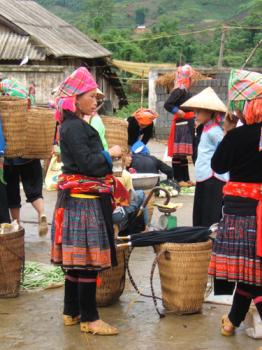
<box><xmin>127</xmin><ymin>117</ymin><xmax>153</xmax><ymax>147</ymax></box>
<box><xmin>211</xmin><ymin>122</ymin><xmax>262</xmax><ymax>215</ymax></box>
<box><xmin>60</xmin><ymin>111</ymin><xmax>112</xmax><ymax>177</ymax></box>
<box><xmin>130</xmin><ymin>154</ymin><xmax>173</xmax><ymax>179</ymax></box>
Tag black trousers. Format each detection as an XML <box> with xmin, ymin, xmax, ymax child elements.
<box><xmin>0</xmin><ymin>182</ymin><xmax>10</xmax><ymax>223</ymax></box>
<box><xmin>64</xmin><ymin>269</ymin><xmax>99</xmax><ymax>322</ymax></box>
<box><xmin>193</xmin><ymin>177</ymin><xmax>224</xmax><ymax>227</ymax></box>
<box><xmin>4</xmin><ymin>159</ymin><xmax>43</xmax><ymax>208</ymax></box>
<box><xmin>172</xmin><ymin>156</ymin><xmax>190</xmax><ymax>182</ymax></box>
<box><xmin>228</xmin><ymin>283</ymin><xmax>262</xmax><ymax>327</ymax></box>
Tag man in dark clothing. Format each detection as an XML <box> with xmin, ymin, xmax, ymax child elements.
<box><xmin>124</xmin><ymin>153</ymin><xmax>173</xmax><ymax>179</ymax></box>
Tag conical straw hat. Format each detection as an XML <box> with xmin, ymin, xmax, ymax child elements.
<box><xmin>181</xmin><ymin>87</ymin><xmax>227</xmax><ymax>113</ymax></box>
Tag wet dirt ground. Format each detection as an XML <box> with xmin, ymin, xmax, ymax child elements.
<box><xmin>0</xmin><ymin>141</ymin><xmax>260</xmax><ymax>350</ymax></box>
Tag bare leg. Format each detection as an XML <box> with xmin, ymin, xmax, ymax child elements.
<box><xmin>31</xmin><ymin>198</ymin><xmax>48</xmax><ymax>236</ymax></box>
<box><xmin>31</xmin><ymin>198</ymin><xmax>45</xmax><ymax>220</ymax></box>
<box><xmin>10</xmin><ymin>208</ymin><xmax>20</xmax><ymax>223</ymax></box>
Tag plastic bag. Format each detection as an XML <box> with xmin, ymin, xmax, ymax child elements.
<box><xmin>45</xmin><ymin>155</ymin><xmax>62</xmax><ymax>191</ymax></box>
<box><xmin>244</xmin><ymin>308</ymin><xmax>262</xmax><ymax>339</ymax></box>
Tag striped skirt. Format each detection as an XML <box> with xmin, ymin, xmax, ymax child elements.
<box><xmin>173</xmin><ymin>123</ymin><xmax>193</xmax><ymax>156</ymax></box>
<box><xmin>51</xmin><ymin>197</ymin><xmax>111</xmax><ymax>270</ymax></box>
<box><xmin>209</xmin><ymin>214</ymin><xmax>262</xmax><ymax>286</ymax></box>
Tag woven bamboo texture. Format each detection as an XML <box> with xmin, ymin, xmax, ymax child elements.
<box><xmin>23</xmin><ymin>107</ymin><xmax>56</xmax><ymax>159</ymax></box>
<box><xmin>155</xmin><ymin>240</ymin><xmax>212</xmax><ymax>314</ymax></box>
<box><xmin>0</xmin><ymin>97</ymin><xmax>28</xmax><ymax>157</ymax></box>
<box><xmin>0</xmin><ymin>228</ymin><xmax>25</xmax><ymax>298</ymax></box>
<box><xmin>102</xmin><ymin>116</ymin><xmax>128</xmax><ymax>154</ymax></box>
<box><xmin>96</xmin><ymin>247</ymin><xmax>127</xmax><ymax>306</ymax></box>
<box><xmin>145</xmin><ymin>190</ymin><xmax>155</xmax><ymax>223</ymax></box>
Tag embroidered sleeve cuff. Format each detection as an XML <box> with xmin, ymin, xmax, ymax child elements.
<box><xmin>101</xmin><ymin>150</ymin><xmax>113</xmax><ymax>169</ymax></box>
<box><xmin>172</xmin><ymin>106</ymin><xmax>179</xmax><ymax>113</ymax></box>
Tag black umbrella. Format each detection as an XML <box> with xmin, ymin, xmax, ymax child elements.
<box><xmin>117</xmin><ymin>225</ymin><xmax>215</xmax><ymax>248</ymax></box>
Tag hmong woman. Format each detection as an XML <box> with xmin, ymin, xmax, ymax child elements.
<box><xmin>51</xmin><ymin>67</ymin><xmax>125</xmax><ymax>335</ymax></box>
<box><xmin>127</xmin><ymin>108</ymin><xmax>158</xmax><ymax>148</ymax></box>
<box><xmin>164</xmin><ymin>64</ymin><xmax>195</xmax><ymax>187</ymax></box>
<box><xmin>208</xmin><ymin>69</ymin><xmax>262</xmax><ymax>337</ymax></box>
<box><xmin>181</xmin><ymin>87</ymin><xmax>228</xmax><ymax>227</ymax></box>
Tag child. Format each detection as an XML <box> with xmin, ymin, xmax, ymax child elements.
<box><xmin>181</xmin><ymin>87</ymin><xmax>228</xmax><ymax>227</ymax></box>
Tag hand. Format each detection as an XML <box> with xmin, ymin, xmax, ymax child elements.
<box><xmin>177</xmin><ymin>109</ymin><xmax>185</xmax><ymax>119</ymax></box>
<box><xmin>109</xmin><ymin>145</ymin><xmax>122</xmax><ymax>158</ymax></box>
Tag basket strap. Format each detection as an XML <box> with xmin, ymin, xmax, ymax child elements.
<box><xmin>126</xmin><ymin>247</ymin><xmax>162</xmax><ymax>301</ymax></box>
<box><xmin>150</xmin><ymin>249</ymin><xmax>166</xmax><ymax>318</ymax></box>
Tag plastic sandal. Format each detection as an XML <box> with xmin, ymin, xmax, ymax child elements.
<box><xmin>80</xmin><ymin>320</ymin><xmax>119</xmax><ymax>335</ymax></box>
<box><xmin>221</xmin><ymin>315</ymin><xmax>235</xmax><ymax>336</ymax></box>
<box><xmin>63</xmin><ymin>315</ymin><xmax>81</xmax><ymax>326</ymax></box>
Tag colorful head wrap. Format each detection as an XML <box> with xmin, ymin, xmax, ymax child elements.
<box><xmin>174</xmin><ymin>64</ymin><xmax>194</xmax><ymax>90</ymax></box>
<box><xmin>133</xmin><ymin>108</ymin><xmax>158</xmax><ymax>127</ymax></box>
<box><xmin>54</xmin><ymin>67</ymin><xmax>98</xmax><ymax>122</ymax></box>
<box><xmin>228</xmin><ymin>69</ymin><xmax>262</xmax><ymax>117</ymax></box>
<box><xmin>0</xmin><ymin>78</ymin><xmax>28</xmax><ymax>99</ymax></box>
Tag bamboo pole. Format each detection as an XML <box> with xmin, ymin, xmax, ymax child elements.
<box><xmin>241</xmin><ymin>38</ymin><xmax>262</xmax><ymax>69</ymax></box>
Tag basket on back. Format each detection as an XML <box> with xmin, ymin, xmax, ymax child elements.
<box><xmin>102</xmin><ymin>117</ymin><xmax>128</xmax><ymax>154</ymax></box>
<box><xmin>23</xmin><ymin>107</ymin><xmax>56</xmax><ymax>159</ymax></box>
<box><xmin>0</xmin><ymin>96</ymin><xmax>28</xmax><ymax>157</ymax></box>
<box><xmin>96</xmin><ymin>247</ymin><xmax>127</xmax><ymax>306</ymax></box>
<box><xmin>0</xmin><ymin>228</ymin><xmax>25</xmax><ymax>298</ymax></box>
<box><xmin>154</xmin><ymin>240</ymin><xmax>212</xmax><ymax>314</ymax></box>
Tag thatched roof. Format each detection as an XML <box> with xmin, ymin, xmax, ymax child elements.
<box><xmin>0</xmin><ymin>0</ymin><xmax>111</xmax><ymax>60</ymax></box>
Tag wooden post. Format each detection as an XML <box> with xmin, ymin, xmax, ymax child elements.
<box><xmin>218</xmin><ymin>25</ymin><xmax>227</xmax><ymax>68</ymax></box>
<box><xmin>241</xmin><ymin>38</ymin><xmax>262</xmax><ymax>69</ymax></box>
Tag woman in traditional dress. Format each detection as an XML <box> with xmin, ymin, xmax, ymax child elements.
<box><xmin>208</xmin><ymin>69</ymin><xmax>262</xmax><ymax>337</ymax></box>
<box><xmin>164</xmin><ymin>64</ymin><xmax>196</xmax><ymax>187</ymax></box>
<box><xmin>181</xmin><ymin>87</ymin><xmax>228</xmax><ymax>227</ymax></box>
<box><xmin>51</xmin><ymin>67</ymin><xmax>126</xmax><ymax>335</ymax></box>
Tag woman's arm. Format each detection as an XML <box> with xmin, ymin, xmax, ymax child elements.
<box><xmin>164</xmin><ymin>88</ymin><xmax>185</xmax><ymax>114</ymax></box>
<box><xmin>128</xmin><ymin>117</ymin><xmax>140</xmax><ymax>146</ymax></box>
<box><xmin>211</xmin><ymin>131</ymin><xmax>234</xmax><ymax>174</ymax></box>
<box><xmin>63</xmin><ymin>120</ymin><xmax>112</xmax><ymax>177</ymax></box>
<box><xmin>141</xmin><ymin>123</ymin><xmax>154</xmax><ymax>145</ymax></box>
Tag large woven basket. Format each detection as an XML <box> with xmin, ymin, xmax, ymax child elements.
<box><xmin>0</xmin><ymin>96</ymin><xmax>28</xmax><ymax>157</ymax></box>
<box><xmin>102</xmin><ymin>117</ymin><xmax>128</xmax><ymax>153</ymax></box>
<box><xmin>23</xmin><ymin>107</ymin><xmax>56</xmax><ymax>159</ymax></box>
<box><xmin>96</xmin><ymin>247</ymin><xmax>127</xmax><ymax>307</ymax></box>
<box><xmin>155</xmin><ymin>240</ymin><xmax>212</xmax><ymax>314</ymax></box>
<box><xmin>0</xmin><ymin>228</ymin><xmax>25</xmax><ymax>298</ymax></box>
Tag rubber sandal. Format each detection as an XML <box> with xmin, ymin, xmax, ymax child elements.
<box><xmin>63</xmin><ymin>315</ymin><xmax>81</xmax><ymax>326</ymax></box>
<box><xmin>178</xmin><ymin>181</ymin><xmax>190</xmax><ymax>188</ymax></box>
<box><xmin>80</xmin><ymin>320</ymin><xmax>119</xmax><ymax>335</ymax></box>
<box><xmin>221</xmin><ymin>315</ymin><xmax>235</xmax><ymax>336</ymax></box>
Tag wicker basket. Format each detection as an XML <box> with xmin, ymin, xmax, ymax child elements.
<box><xmin>102</xmin><ymin>116</ymin><xmax>128</xmax><ymax>153</ymax></box>
<box><xmin>0</xmin><ymin>228</ymin><xmax>25</xmax><ymax>298</ymax></box>
<box><xmin>96</xmin><ymin>247</ymin><xmax>127</xmax><ymax>306</ymax></box>
<box><xmin>23</xmin><ymin>107</ymin><xmax>56</xmax><ymax>159</ymax></box>
<box><xmin>0</xmin><ymin>96</ymin><xmax>28</xmax><ymax>157</ymax></box>
<box><xmin>154</xmin><ymin>240</ymin><xmax>212</xmax><ymax>314</ymax></box>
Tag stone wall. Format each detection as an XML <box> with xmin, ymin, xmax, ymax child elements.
<box><xmin>151</xmin><ymin>69</ymin><xmax>229</xmax><ymax>140</ymax></box>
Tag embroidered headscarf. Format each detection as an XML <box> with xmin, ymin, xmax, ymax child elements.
<box><xmin>228</xmin><ymin>68</ymin><xmax>262</xmax><ymax>150</ymax></box>
<box><xmin>228</xmin><ymin>69</ymin><xmax>262</xmax><ymax>120</ymax></box>
<box><xmin>133</xmin><ymin>108</ymin><xmax>158</xmax><ymax>127</ymax></box>
<box><xmin>174</xmin><ymin>64</ymin><xmax>194</xmax><ymax>90</ymax></box>
<box><xmin>54</xmin><ymin>67</ymin><xmax>98</xmax><ymax>122</ymax></box>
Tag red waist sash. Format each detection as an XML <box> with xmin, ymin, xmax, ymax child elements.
<box><xmin>223</xmin><ymin>181</ymin><xmax>262</xmax><ymax>257</ymax></box>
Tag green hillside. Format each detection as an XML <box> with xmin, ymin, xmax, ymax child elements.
<box><xmin>36</xmin><ymin>0</ymin><xmax>262</xmax><ymax>67</ymax></box>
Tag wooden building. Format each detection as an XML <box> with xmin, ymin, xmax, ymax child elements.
<box><xmin>0</xmin><ymin>0</ymin><xmax>127</xmax><ymax>110</ymax></box>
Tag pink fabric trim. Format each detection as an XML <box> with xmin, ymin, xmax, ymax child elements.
<box><xmin>65</xmin><ymin>275</ymin><xmax>78</xmax><ymax>283</ymax></box>
<box><xmin>254</xmin><ymin>296</ymin><xmax>262</xmax><ymax>304</ymax></box>
<box><xmin>236</xmin><ymin>288</ymin><xmax>252</xmax><ymax>299</ymax></box>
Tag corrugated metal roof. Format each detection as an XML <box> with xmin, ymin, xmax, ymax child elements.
<box><xmin>0</xmin><ymin>32</ymin><xmax>46</xmax><ymax>60</ymax></box>
<box><xmin>0</xmin><ymin>0</ymin><xmax>111</xmax><ymax>59</ymax></box>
